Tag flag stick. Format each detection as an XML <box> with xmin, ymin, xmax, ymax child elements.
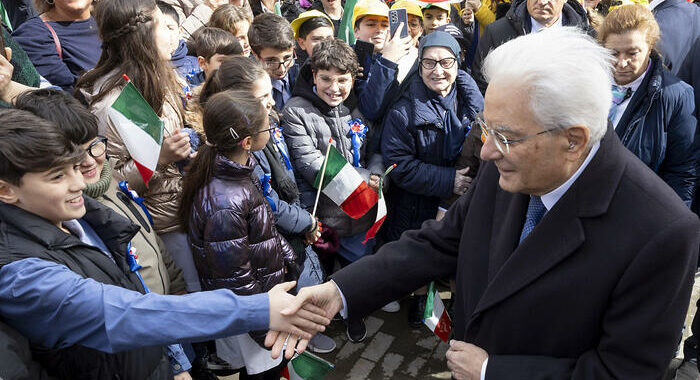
<box><xmin>312</xmin><ymin>138</ymin><xmax>333</xmax><ymax>218</ymax></box>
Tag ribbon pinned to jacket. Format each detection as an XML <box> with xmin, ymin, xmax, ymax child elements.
<box><xmin>347</xmin><ymin>119</ymin><xmax>368</xmax><ymax>168</ymax></box>
<box><xmin>272</xmin><ymin>123</ymin><xmax>293</xmax><ymax>170</ymax></box>
<box><xmin>118</xmin><ymin>181</ymin><xmax>154</xmax><ymax>226</ymax></box>
<box><xmin>260</xmin><ymin>173</ymin><xmax>277</xmax><ymax>211</ymax></box>
<box><xmin>126</xmin><ymin>243</ymin><xmax>150</xmax><ymax>293</ymax></box>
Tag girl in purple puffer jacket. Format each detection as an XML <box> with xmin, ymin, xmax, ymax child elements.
<box><xmin>179</xmin><ymin>89</ymin><xmax>298</xmax><ymax>379</ymax></box>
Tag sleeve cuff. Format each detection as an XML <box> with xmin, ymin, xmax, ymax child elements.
<box><xmin>481</xmin><ymin>357</ymin><xmax>488</xmax><ymax>380</ymax></box>
<box><xmin>331</xmin><ymin>280</ymin><xmax>349</xmax><ymax>319</ymax></box>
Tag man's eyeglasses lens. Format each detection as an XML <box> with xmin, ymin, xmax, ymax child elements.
<box><xmin>420</xmin><ymin>57</ymin><xmax>456</xmax><ymax>70</ymax></box>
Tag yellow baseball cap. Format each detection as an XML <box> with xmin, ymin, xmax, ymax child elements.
<box><xmin>290</xmin><ymin>10</ymin><xmax>335</xmax><ymax>38</ymax></box>
<box><xmin>391</xmin><ymin>0</ymin><xmax>423</xmax><ymax>18</ymax></box>
<box><xmin>352</xmin><ymin>0</ymin><xmax>390</xmax><ymax>30</ymax></box>
<box><xmin>422</xmin><ymin>2</ymin><xmax>452</xmax><ymax>13</ymax></box>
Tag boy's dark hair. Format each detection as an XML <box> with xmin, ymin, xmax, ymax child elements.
<box><xmin>0</xmin><ymin>109</ymin><xmax>85</xmax><ymax>186</ymax></box>
<box><xmin>298</xmin><ymin>16</ymin><xmax>333</xmax><ymax>39</ymax></box>
<box><xmin>311</xmin><ymin>38</ymin><xmax>359</xmax><ymax>77</ymax></box>
<box><xmin>15</xmin><ymin>89</ymin><xmax>98</xmax><ymax>145</ymax></box>
<box><xmin>194</xmin><ymin>27</ymin><xmax>243</xmax><ymax>60</ymax></box>
<box><xmin>208</xmin><ymin>4</ymin><xmax>252</xmax><ymax>34</ymax></box>
<box><xmin>248</xmin><ymin>13</ymin><xmax>295</xmax><ymax>54</ymax></box>
<box><xmin>157</xmin><ymin>0</ymin><xmax>180</xmax><ymax>24</ymax></box>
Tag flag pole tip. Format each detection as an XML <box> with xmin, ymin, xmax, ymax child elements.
<box><xmin>122</xmin><ymin>74</ymin><xmax>130</xmax><ymax>81</ymax></box>
<box><xmin>328</xmin><ymin>138</ymin><xmax>333</xmax><ymax>143</ymax></box>
<box><xmin>392</xmin><ymin>163</ymin><xmax>397</xmax><ymax>168</ymax></box>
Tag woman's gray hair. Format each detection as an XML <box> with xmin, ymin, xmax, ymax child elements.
<box><xmin>482</xmin><ymin>27</ymin><xmax>613</xmax><ymax>146</ymax></box>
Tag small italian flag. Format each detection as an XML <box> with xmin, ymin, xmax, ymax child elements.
<box><xmin>423</xmin><ymin>281</ymin><xmax>452</xmax><ymax>343</ymax></box>
<box><xmin>363</xmin><ymin>163</ymin><xmax>396</xmax><ymax>243</ymax></box>
<box><xmin>107</xmin><ymin>75</ymin><xmax>164</xmax><ymax>187</ymax></box>
<box><xmin>282</xmin><ymin>351</ymin><xmax>334</xmax><ymax>380</ymax></box>
<box><xmin>313</xmin><ymin>144</ymin><xmax>378</xmax><ymax>219</ymax></box>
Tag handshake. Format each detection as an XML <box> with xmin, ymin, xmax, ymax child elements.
<box><xmin>264</xmin><ymin>281</ymin><xmax>344</xmax><ymax>359</ymax></box>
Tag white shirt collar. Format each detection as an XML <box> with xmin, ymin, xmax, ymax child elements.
<box><xmin>540</xmin><ymin>141</ymin><xmax>601</xmax><ymax>211</ymax></box>
<box><xmin>649</xmin><ymin>0</ymin><xmax>665</xmax><ymax>10</ymax></box>
<box><xmin>530</xmin><ymin>15</ymin><xmax>563</xmax><ymax>33</ymax></box>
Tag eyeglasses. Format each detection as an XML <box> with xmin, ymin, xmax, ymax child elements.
<box><xmin>419</xmin><ymin>57</ymin><xmax>456</xmax><ymax>70</ymax></box>
<box><xmin>475</xmin><ymin>113</ymin><xmax>557</xmax><ymax>154</ymax></box>
<box><xmin>251</xmin><ymin>125</ymin><xmax>276</xmax><ymax>136</ymax></box>
<box><xmin>261</xmin><ymin>53</ymin><xmax>296</xmax><ymax>70</ymax></box>
<box><xmin>86</xmin><ymin>136</ymin><xmax>107</xmax><ymax>158</ymax></box>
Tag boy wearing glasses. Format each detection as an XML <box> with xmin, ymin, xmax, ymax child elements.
<box><xmin>249</xmin><ymin>13</ymin><xmax>299</xmax><ymax>112</ymax></box>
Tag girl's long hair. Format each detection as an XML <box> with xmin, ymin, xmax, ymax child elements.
<box><xmin>178</xmin><ymin>90</ymin><xmax>268</xmax><ymax>231</ymax></box>
<box><xmin>75</xmin><ymin>0</ymin><xmax>184</xmax><ymax>119</ymax></box>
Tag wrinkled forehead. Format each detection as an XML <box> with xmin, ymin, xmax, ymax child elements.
<box><xmin>421</xmin><ymin>46</ymin><xmax>455</xmax><ymax>60</ymax></box>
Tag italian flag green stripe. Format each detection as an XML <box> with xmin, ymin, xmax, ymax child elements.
<box><xmin>423</xmin><ymin>281</ymin><xmax>452</xmax><ymax>343</ymax></box>
<box><xmin>313</xmin><ymin>145</ymin><xmax>377</xmax><ymax>219</ymax></box>
<box><xmin>108</xmin><ymin>78</ymin><xmax>164</xmax><ymax>186</ymax></box>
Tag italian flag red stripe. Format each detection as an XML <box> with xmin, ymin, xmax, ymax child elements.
<box><xmin>314</xmin><ymin>144</ymin><xmax>377</xmax><ymax>219</ymax></box>
<box><xmin>423</xmin><ymin>281</ymin><xmax>452</xmax><ymax>343</ymax></box>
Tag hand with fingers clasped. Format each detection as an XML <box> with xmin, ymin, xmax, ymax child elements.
<box><xmin>264</xmin><ymin>281</ymin><xmax>333</xmax><ymax>359</ymax></box>
<box><xmin>266</xmin><ymin>281</ymin><xmax>344</xmax><ymax>359</ymax></box>
<box><xmin>446</xmin><ymin>340</ymin><xmax>488</xmax><ymax>380</ymax></box>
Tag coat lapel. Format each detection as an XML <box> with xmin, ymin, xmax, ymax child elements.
<box><xmin>470</xmin><ymin>125</ymin><xmax>623</xmax><ymax>319</ymax></box>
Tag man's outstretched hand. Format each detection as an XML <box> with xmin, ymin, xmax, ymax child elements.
<box><xmin>266</xmin><ymin>282</ymin><xmax>345</xmax><ymax>359</ymax></box>
<box><xmin>266</xmin><ymin>281</ymin><xmax>332</xmax><ymax>359</ymax></box>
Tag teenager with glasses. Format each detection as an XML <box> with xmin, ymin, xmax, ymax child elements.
<box><xmin>249</xmin><ymin>13</ymin><xmax>299</xmax><ymax>112</ymax></box>
<box><xmin>380</xmin><ymin>31</ymin><xmax>483</xmax><ymax>328</ymax></box>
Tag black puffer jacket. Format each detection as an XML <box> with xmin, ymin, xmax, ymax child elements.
<box><xmin>470</xmin><ymin>0</ymin><xmax>592</xmax><ymax>93</ymax></box>
<box><xmin>188</xmin><ymin>154</ymin><xmax>297</xmax><ymax>295</ymax></box>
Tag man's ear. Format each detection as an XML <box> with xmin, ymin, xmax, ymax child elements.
<box><xmin>564</xmin><ymin>125</ymin><xmax>590</xmax><ymax>160</ymax></box>
<box><xmin>0</xmin><ymin>180</ymin><xmax>19</xmax><ymax>204</ymax></box>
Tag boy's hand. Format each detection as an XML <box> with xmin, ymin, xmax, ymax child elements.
<box><xmin>381</xmin><ymin>24</ymin><xmax>413</xmax><ymax>63</ymax></box>
<box><xmin>368</xmin><ymin>174</ymin><xmax>380</xmax><ymax>192</ymax></box>
<box><xmin>158</xmin><ymin>129</ymin><xmax>191</xmax><ymax>165</ymax></box>
<box><xmin>305</xmin><ymin>216</ymin><xmax>321</xmax><ymax>245</ymax></box>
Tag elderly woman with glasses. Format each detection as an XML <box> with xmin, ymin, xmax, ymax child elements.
<box><xmin>380</xmin><ymin>31</ymin><xmax>483</xmax><ymax>326</ymax></box>
<box><xmin>599</xmin><ymin>4</ymin><xmax>696</xmax><ymax>206</ymax></box>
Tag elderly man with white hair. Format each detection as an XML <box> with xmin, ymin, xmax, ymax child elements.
<box><xmin>278</xmin><ymin>28</ymin><xmax>700</xmax><ymax>380</ymax></box>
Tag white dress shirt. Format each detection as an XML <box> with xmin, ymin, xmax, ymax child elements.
<box><xmin>530</xmin><ymin>15</ymin><xmax>563</xmax><ymax>34</ymax></box>
<box><xmin>333</xmin><ymin>141</ymin><xmax>602</xmax><ymax>380</ymax></box>
<box><xmin>611</xmin><ymin>62</ymin><xmax>650</xmax><ymax>129</ymax></box>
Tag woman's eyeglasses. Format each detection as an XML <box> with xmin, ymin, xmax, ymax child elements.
<box><xmin>419</xmin><ymin>57</ymin><xmax>457</xmax><ymax>70</ymax></box>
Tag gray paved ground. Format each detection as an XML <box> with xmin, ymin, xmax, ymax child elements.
<box><xmin>221</xmin><ymin>292</ymin><xmax>454</xmax><ymax>380</ymax></box>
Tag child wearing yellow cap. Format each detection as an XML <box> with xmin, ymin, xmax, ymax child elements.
<box><xmin>422</xmin><ymin>2</ymin><xmax>452</xmax><ymax>34</ymax></box>
<box><xmin>352</xmin><ymin>0</ymin><xmax>391</xmax><ymax>53</ymax></box>
<box><xmin>291</xmin><ymin>10</ymin><xmax>335</xmax><ymax>62</ymax></box>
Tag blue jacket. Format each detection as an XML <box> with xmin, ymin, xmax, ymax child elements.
<box><xmin>171</xmin><ymin>40</ymin><xmax>204</xmax><ymax>87</ymax></box>
<box><xmin>381</xmin><ymin>70</ymin><xmax>483</xmax><ymax>242</ymax></box>
<box><xmin>652</xmin><ymin>0</ymin><xmax>700</xmax><ymax>76</ymax></box>
<box><xmin>616</xmin><ymin>52</ymin><xmax>697</xmax><ymax>206</ymax></box>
